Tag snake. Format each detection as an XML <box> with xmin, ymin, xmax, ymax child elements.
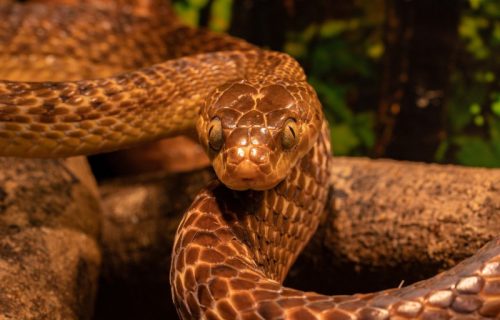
<box><xmin>0</xmin><ymin>1</ymin><xmax>498</xmax><ymax>319</ymax></box>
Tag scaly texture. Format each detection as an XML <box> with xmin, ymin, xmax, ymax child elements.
<box><xmin>0</xmin><ymin>48</ymin><xmax>298</xmax><ymax>156</ymax></box>
<box><xmin>0</xmin><ymin>2</ymin><xmax>498</xmax><ymax>319</ymax></box>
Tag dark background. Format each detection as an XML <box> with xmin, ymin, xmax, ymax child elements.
<box><xmin>174</xmin><ymin>0</ymin><xmax>500</xmax><ymax>167</ymax></box>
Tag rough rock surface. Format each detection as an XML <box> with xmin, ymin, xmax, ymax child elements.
<box><xmin>0</xmin><ymin>157</ymin><xmax>101</xmax><ymax>320</ymax></box>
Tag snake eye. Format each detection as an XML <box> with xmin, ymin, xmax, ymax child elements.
<box><xmin>208</xmin><ymin>117</ymin><xmax>223</xmax><ymax>151</ymax></box>
<box><xmin>282</xmin><ymin>118</ymin><xmax>298</xmax><ymax>150</ymax></box>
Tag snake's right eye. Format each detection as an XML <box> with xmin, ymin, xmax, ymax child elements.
<box><xmin>282</xmin><ymin>118</ymin><xmax>299</xmax><ymax>150</ymax></box>
<box><xmin>208</xmin><ymin>117</ymin><xmax>223</xmax><ymax>151</ymax></box>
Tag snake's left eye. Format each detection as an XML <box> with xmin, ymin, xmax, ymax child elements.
<box><xmin>208</xmin><ymin>117</ymin><xmax>223</xmax><ymax>151</ymax></box>
<box><xmin>282</xmin><ymin>118</ymin><xmax>298</xmax><ymax>150</ymax></box>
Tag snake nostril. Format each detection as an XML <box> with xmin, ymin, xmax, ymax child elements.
<box><xmin>227</xmin><ymin>147</ymin><xmax>247</xmax><ymax>165</ymax></box>
<box><xmin>236</xmin><ymin>147</ymin><xmax>245</xmax><ymax>160</ymax></box>
<box><xmin>249</xmin><ymin>147</ymin><xmax>268</xmax><ymax>164</ymax></box>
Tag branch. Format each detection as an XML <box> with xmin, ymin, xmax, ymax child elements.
<box><xmin>287</xmin><ymin>157</ymin><xmax>499</xmax><ymax>293</ymax></box>
<box><xmin>95</xmin><ymin>157</ymin><xmax>499</xmax><ymax>317</ymax></box>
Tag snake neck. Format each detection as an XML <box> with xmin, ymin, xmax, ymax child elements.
<box><xmin>169</xmin><ymin>123</ymin><xmax>335</xmax><ymax>318</ymax></box>
<box><xmin>172</xmin><ymin>120</ymin><xmax>330</xmax><ymax>283</ymax></box>
<box><xmin>197</xmin><ymin>122</ymin><xmax>332</xmax><ymax>283</ymax></box>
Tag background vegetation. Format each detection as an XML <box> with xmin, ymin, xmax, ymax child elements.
<box><xmin>173</xmin><ymin>0</ymin><xmax>500</xmax><ymax>167</ymax></box>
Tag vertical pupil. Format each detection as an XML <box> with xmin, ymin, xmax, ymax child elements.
<box><xmin>208</xmin><ymin>120</ymin><xmax>222</xmax><ymax>151</ymax></box>
<box><xmin>288</xmin><ymin>126</ymin><xmax>295</xmax><ymax>138</ymax></box>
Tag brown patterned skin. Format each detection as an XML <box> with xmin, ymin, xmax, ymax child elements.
<box><xmin>0</xmin><ymin>2</ymin><xmax>498</xmax><ymax>319</ymax></box>
<box><xmin>196</xmin><ymin>79</ymin><xmax>323</xmax><ymax>191</ymax></box>
<box><xmin>0</xmin><ymin>1</ymin><xmax>250</xmax><ymax>82</ymax></box>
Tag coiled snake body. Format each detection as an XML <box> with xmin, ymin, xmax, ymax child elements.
<box><xmin>0</xmin><ymin>1</ymin><xmax>498</xmax><ymax>319</ymax></box>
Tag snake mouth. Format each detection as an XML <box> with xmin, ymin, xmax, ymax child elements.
<box><xmin>216</xmin><ymin>160</ymin><xmax>280</xmax><ymax>191</ymax></box>
<box><xmin>227</xmin><ymin>161</ymin><xmax>265</xmax><ymax>190</ymax></box>
<box><xmin>233</xmin><ymin>160</ymin><xmax>260</xmax><ymax>179</ymax></box>
<box><xmin>224</xmin><ymin>180</ymin><xmax>279</xmax><ymax>191</ymax></box>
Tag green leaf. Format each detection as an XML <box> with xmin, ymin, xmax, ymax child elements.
<box><xmin>319</xmin><ymin>20</ymin><xmax>345</xmax><ymax>38</ymax></box>
<box><xmin>486</xmin><ymin>116</ymin><xmax>500</xmax><ymax>158</ymax></box>
<box><xmin>173</xmin><ymin>2</ymin><xmax>200</xmax><ymax>26</ymax></box>
<box><xmin>469</xmin><ymin>0</ymin><xmax>482</xmax><ymax>10</ymax></box>
<box><xmin>483</xmin><ymin>2</ymin><xmax>500</xmax><ymax>18</ymax></box>
<box><xmin>434</xmin><ymin>141</ymin><xmax>449</xmax><ymax>162</ymax></box>
<box><xmin>189</xmin><ymin>0</ymin><xmax>209</xmax><ymax>8</ymax></box>
<box><xmin>459</xmin><ymin>16</ymin><xmax>491</xmax><ymax>59</ymax></box>
<box><xmin>469</xmin><ymin>103</ymin><xmax>481</xmax><ymax>114</ymax></box>
<box><xmin>454</xmin><ymin>136</ymin><xmax>500</xmax><ymax>167</ymax></box>
<box><xmin>449</xmin><ymin>102</ymin><xmax>473</xmax><ymax>132</ymax></box>
<box><xmin>210</xmin><ymin>0</ymin><xmax>233</xmax><ymax>32</ymax></box>
<box><xmin>284</xmin><ymin>41</ymin><xmax>307</xmax><ymax>58</ymax></box>
<box><xmin>474</xmin><ymin>70</ymin><xmax>495</xmax><ymax>82</ymax></box>
<box><xmin>331</xmin><ymin>124</ymin><xmax>360</xmax><ymax>155</ymax></box>
<box><xmin>366</xmin><ymin>42</ymin><xmax>384</xmax><ymax>59</ymax></box>
<box><xmin>493</xmin><ymin>23</ymin><xmax>500</xmax><ymax>44</ymax></box>
<box><xmin>492</xmin><ymin>100</ymin><xmax>500</xmax><ymax>116</ymax></box>
<box><xmin>485</xmin><ymin>71</ymin><xmax>495</xmax><ymax>82</ymax></box>
<box><xmin>474</xmin><ymin>115</ymin><xmax>484</xmax><ymax>126</ymax></box>
<box><xmin>352</xmin><ymin>112</ymin><xmax>375</xmax><ymax>148</ymax></box>
<box><xmin>308</xmin><ymin>77</ymin><xmax>353</xmax><ymax>122</ymax></box>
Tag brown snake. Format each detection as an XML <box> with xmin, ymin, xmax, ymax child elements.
<box><xmin>0</xmin><ymin>1</ymin><xmax>498</xmax><ymax>319</ymax></box>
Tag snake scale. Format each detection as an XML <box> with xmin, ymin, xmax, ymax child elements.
<box><xmin>0</xmin><ymin>1</ymin><xmax>498</xmax><ymax>319</ymax></box>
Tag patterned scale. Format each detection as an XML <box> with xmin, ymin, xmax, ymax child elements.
<box><xmin>0</xmin><ymin>1</ymin><xmax>497</xmax><ymax>319</ymax></box>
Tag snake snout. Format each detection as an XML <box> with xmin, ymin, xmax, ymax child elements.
<box><xmin>227</xmin><ymin>146</ymin><xmax>270</xmax><ymax>176</ymax></box>
<box><xmin>233</xmin><ymin>160</ymin><xmax>261</xmax><ymax>180</ymax></box>
<box><xmin>219</xmin><ymin>146</ymin><xmax>278</xmax><ymax>190</ymax></box>
<box><xmin>223</xmin><ymin>159</ymin><xmax>272</xmax><ymax>190</ymax></box>
<box><xmin>226</xmin><ymin>145</ymin><xmax>270</xmax><ymax>164</ymax></box>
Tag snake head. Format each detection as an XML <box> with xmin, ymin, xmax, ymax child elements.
<box><xmin>197</xmin><ymin>80</ymin><xmax>322</xmax><ymax>191</ymax></box>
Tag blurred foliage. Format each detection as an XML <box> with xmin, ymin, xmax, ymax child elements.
<box><xmin>173</xmin><ymin>0</ymin><xmax>233</xmax><ymax>31</ymax></box>
<box><xmin>283</xmin><ymin>0</ymin><xmax>384</xmax><ymax>156</ymax></box>
<box><xmin>173</xmin><ymin>0</ymin><xmax>499</xmax><ymax>167</ymax></box>
<box><xmin>173</xmin><ymin>0</ymin><xmax>382</xmax><ymax>156</ymax></box>
<box><xmin>435</xmin><ymin>0</ymin><xmax>500</xmax><ymax>167</ymax></box>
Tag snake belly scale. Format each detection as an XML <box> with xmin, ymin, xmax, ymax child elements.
<box><xmin>0</xmin><ymin>1</ymin><xmax>498</xmax><ymax>319</ymax></box>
